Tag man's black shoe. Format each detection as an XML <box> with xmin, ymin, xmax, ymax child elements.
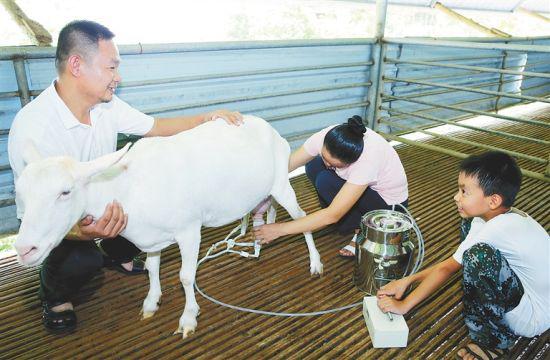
<box><xmin>103</xmin><ymin>256</ymin><xmax>147</xmax><ymax>275</ymax></box>
<box><xmin>42</xmin><ymin>300</ymin><xmax>77</xmax><ymax>333</ymax></box>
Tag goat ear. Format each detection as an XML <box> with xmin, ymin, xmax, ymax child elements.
<box><xmin>75</xmin><ymin>143</ymin><xmax>132</xmax><ymax>180</ymax></box>
<box><xmin>22</xmin><ymin>140</ymin><xmax>43</xmax><ymax>165</ymax></box>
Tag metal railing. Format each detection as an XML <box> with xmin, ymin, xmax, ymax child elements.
<box><xmin>0</xmin><ymin>36</ymin><xmax>549</xmax><ymax>222</ymax></box>
<box><xmin>0</xmin><ymin>39</ymin><xmax>374</xmax><ymax>223</ymax></box>
<box><xmin>368</xmin><ymin>38</ymin><xmax>550</xmax><ymax>183</ymax></box>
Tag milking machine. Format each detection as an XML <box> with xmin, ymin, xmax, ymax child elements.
<box><xmin>354</xmin><ymin>205</ymin><xmax>424</xmax><ymax>347</ymax></box>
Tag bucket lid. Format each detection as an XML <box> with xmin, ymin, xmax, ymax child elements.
<box><xmin>361</xmin><ymin>209</ymin><xmax>413</xmax><ymax>233</ymax></box>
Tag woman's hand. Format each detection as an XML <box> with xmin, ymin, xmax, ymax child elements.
<box><xmin>253</xmin><ymin>223</ymin><xmax>287</xmax><ymax>244</ymax></box>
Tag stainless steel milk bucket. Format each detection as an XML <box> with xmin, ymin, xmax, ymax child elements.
<box><xmin>353</xmin><ymin>209</ymin><xmax>415</xmax><ymax>294</ymax></box>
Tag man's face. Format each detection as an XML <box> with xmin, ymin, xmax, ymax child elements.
<box><xmin>80</xmin><ymin>39</ymin><xmax>122</xmax><ymax>104</ymax></box>
<box><xmin>453</xmin><ymin>172</ymin><xmax>492</xmax><ymax>219</ymax></box>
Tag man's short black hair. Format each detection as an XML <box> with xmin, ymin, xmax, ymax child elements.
<box><xmin>459</xmin><ymin>151</ymin><xmax>522</xmax><ymax>208</ymax></box>
<box><xmin>55</xmin><ymin>20</ymin><xmax>115</xmax><ymax>72</ymax></box>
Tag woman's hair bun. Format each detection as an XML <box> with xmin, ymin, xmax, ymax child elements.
<box><xmin>347</xmin><ymin>115</ymin><xmax>367</xmax><ymax>135</ymax></box>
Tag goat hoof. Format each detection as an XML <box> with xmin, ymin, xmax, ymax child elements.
<box><xmin>173</xmin><ymin>326</ymin><xmax>195</xmax><ymax>339</ymax></box>
<box><xmin>183</xmin><ymin>328</ymin><xmax>195</xmax><ymax>338</ymax></box>
<box><xmin>142</xmin><ymin>297</ymin><xmax>161</xmax><ymax>318</ymax></box>
<box><xmin>142</xmin><ymin>311</ymin><xmax>155</xmax><ymax>320</ymax></box>
<box><xmin>310</xmin><ymin>262</ymin><xmax>324</xmax><ymax>275</ymax></box>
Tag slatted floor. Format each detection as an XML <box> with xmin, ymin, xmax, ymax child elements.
<box><xmin>0</xmin><ymin>105</ymin><xmax>548</xmax><ymax>359</ymax></box>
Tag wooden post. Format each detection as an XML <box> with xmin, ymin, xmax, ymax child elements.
<box><xmin>434</xmin><ymin>2</ymin><xmax>512</xmax><ymax>38</ymax></box>
<box><xmin>0</xmin><ymin>0</ymin><xmax>52</xmax><ymax>46</ymax></box>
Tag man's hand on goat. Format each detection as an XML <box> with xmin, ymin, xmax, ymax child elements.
<box><xmin>254</xmin><ymin>223</ymin><xmax>287</xmax><ymax>244</ymax></box>
<box><xmin>204</xmin><ymin>109</ymin><xmax>243</xmax><ymax>126</ymax></box>
<box><xmin>78</xmin><ymin>200</ymin><xmax>128</xmax><ymax>240</ymax></box>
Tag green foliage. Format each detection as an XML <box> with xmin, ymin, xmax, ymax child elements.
<box><xmin>0</xmin><ymin>234</ymin><xmax>16</xmax><ymax>254</ymax></box>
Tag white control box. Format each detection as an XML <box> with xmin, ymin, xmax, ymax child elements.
<box><xmin>363</xmin><ymin>296</ymin><xmax>409</xmax><ymax>348</ymax></box>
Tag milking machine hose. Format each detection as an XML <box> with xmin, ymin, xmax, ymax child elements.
<box><xmin>194</xmin><ymin>204</ymin><xmax>425</xmax><ymax>317</ymax></box>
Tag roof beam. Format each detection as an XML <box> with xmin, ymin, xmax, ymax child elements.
<box><xmin>516</xmin><ymin>7</ymin><xmax>550</xmax><ymax>23</ymax></box>
<box><xmin>0</xmin><ymin>0</ymin><xmax>52</xmax><ymax>46</ymax></box>
<box><xmin>434</xmin><ymin>2</ymin><xmax>512</xmax><ymax>38</ymax></box>
<box><xmin>512</xmin><ymin>0</ymin><xmax>527</xmax><ymax>12</ymax></box>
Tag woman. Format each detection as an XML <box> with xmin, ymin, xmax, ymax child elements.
<box><xmin>253</xmin><ymin>115</ymin><xmax>409</xmax><ymax>257</ymax></box>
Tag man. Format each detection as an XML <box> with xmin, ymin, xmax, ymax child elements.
<box><xmin>8</xmin><ymin>20</ymin><xmax>242</xmax><ymax>333</ymax></box>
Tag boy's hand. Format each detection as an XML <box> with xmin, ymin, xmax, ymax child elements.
<box><xmin>377</xmin><ymin>295</ymin><xmax>409</xmax><ymax>315</ymax></box>
<box><xmin>377</xmin><ymin>277</ymin><xmax>410</xmax><ymax>300</ymax></box>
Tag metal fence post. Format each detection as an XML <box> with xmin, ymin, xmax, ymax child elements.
<box><xmin>13</xmin><ymin>58</ymin><xmax>31</xmax><ymax>107</ymax></box>
<box><xmin>495</xmin><ymin>49</ymin><xmax>509</xmax><ymax>112</ymax></box>
<box><xmin>365</xmin><ymin>0</ymin><xmax>388</xmax><ymax>131</ymax></box>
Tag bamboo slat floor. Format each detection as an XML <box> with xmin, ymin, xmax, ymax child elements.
<box><xmin>0</xmin><ymin>105</ymin><xmax>548</xmax><ymax>359</ymax></box>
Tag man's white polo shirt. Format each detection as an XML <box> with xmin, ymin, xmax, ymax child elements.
<box><xmin>8</xmin><ymin>80</ymin><xmax>154</xmax><ymax>218</ymax></box>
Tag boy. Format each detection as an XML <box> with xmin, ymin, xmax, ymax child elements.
<box><xmin>376</xmin><ymin>152</ymin><xmax>549</xmax><ymax>360</ymax></box>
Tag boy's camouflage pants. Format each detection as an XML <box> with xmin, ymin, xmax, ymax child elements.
<box><xmin>462</xmin><ymin>242</ymin><xmax>524</xmax><ymax>349</ymax></box>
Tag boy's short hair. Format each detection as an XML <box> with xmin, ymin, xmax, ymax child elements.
<box><xmin>55</xmin><ymin>20</ymin><xmax>115</xmax><ymax>73</ymax></box>
<box><xmin>459</xmin><ymin>151</ymin><xmax>522</xmax><ymax>207</ymax></box>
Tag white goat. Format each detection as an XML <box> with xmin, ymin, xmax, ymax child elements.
<box><xmin>14</xmin><ymin>115</ymin><xmax>323</xmax><ymax>338</ymax></box>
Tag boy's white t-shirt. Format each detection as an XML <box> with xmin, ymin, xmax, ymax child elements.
<box><xmin>8</xmin><ymin>81</ymin><xmax>154</xmax><ymax>218</ymax></box>
<box><xmin>452</xmin><ymin>209</ymin><xmax>550</xmax><ymax>337</ymax></box>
